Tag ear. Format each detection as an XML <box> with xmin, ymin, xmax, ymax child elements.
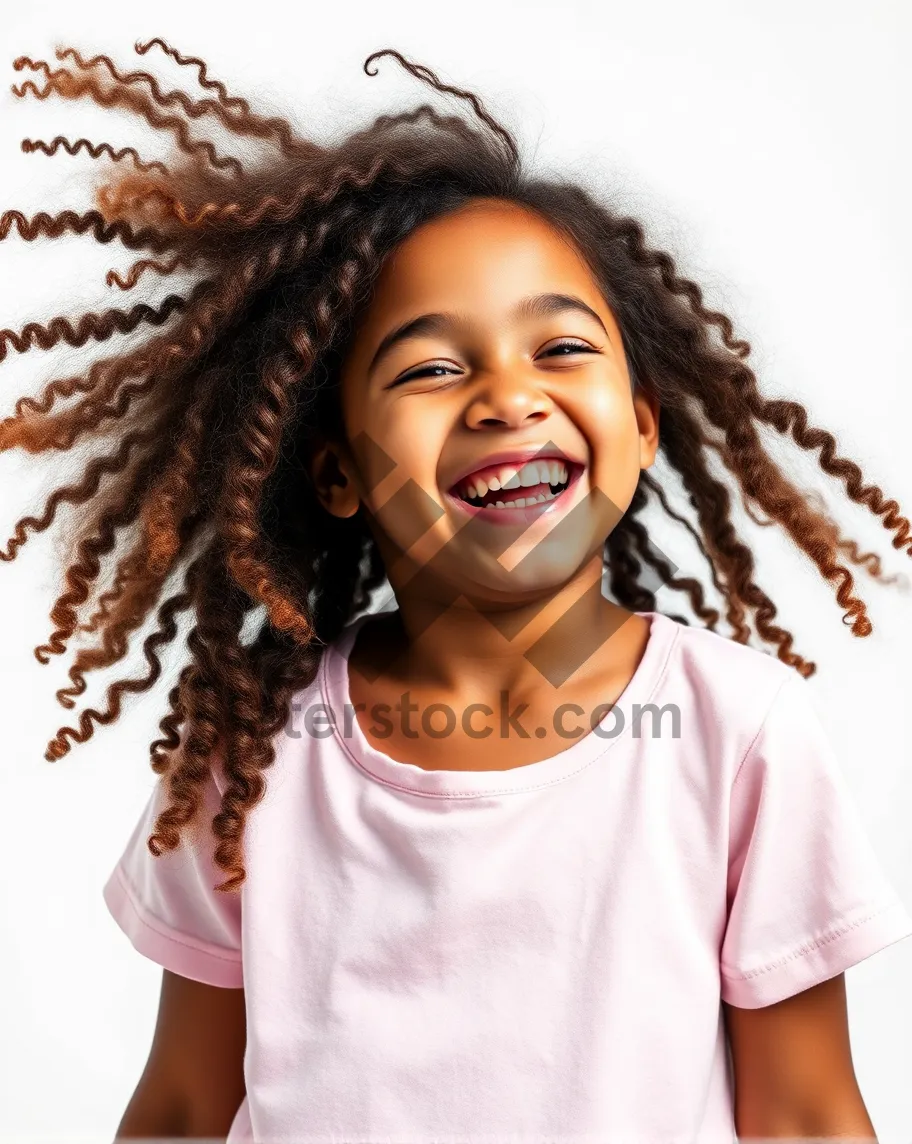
<box><xmin>308</xmin><ymin>439</ymin><xmax>361</xmax><ymax>520</ymax></box>
<box><xmin>633</xmin><ymin>386</ymin><xmax>661</xmax><ymax>470</ymax></box>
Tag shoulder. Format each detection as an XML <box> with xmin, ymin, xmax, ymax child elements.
<box><xmin>653</xmin><ymin>612</ymin><xmax>800</xmax><ymax>757</ymax></box>
<box><xmin>658</xmin><ymin>611</ymin><xmax>795</xmax><ymax>690</ymax></box>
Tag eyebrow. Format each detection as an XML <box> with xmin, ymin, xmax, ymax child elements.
<box><xmin>366</xmin><ymin>292</ymin><xmax>610</xmax><ymax>379</ymax></box>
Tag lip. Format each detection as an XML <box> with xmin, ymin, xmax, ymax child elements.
<box><xmin>444</xmin><ymin>461</ymin><xmax>585</xmax><ymax>527</ymax></box>
<box><xmin>445</xmin><ymin>445</ymin><xmax>586</xmax><ymax>493</ymax></box>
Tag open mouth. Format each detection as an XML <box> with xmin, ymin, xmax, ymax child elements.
<box><xmin>448</xmin><ymin>457</ymin><xmax>582</xmax><ymax>512</ymax></box>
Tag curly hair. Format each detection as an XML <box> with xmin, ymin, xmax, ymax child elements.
<box><xmin>3</xmin><ymin>39</ymin><xmax>909</xmax><ymax>892</ymax></box>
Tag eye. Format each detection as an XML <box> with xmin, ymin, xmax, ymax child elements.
<box><xmin>387</xmin><ymin>339</ymin><xmax>599</xmax><ymax>387</ymax></box>
<box><xmin>389</xmin><ymin>362</ymin><xmax>461</xmax><ymax>387</ymax></box>
<box><xmin>540</xmin><ymin>339</ymin><xmax>599</xmax><ymax>358</ymax></box>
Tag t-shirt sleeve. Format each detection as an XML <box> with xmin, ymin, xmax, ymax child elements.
<box><xmin>720</xmin><ymin>672</ymin><xmax>912</xmax><ymax>1008</ymax></box>
<box><xmin>102</xmin><ymin>762</ymin><xmax>243</xmax><ymax>989</ymax></box>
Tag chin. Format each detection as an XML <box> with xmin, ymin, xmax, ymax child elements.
<box><xmin>457</xmin><ymin>550</ymin><xmax>594</xmax><ymax>604</ymax></box>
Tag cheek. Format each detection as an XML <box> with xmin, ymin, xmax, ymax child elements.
<box><xmin>353</xmin><ymin>404</ymin><xmax>450</xmax><ymax>504</ymax></box>
<box><xmin>351</xmin><ymin>404</ymin><xmax>458</xmax><ymax>575</ymax></box>
<box><xmin>569</xmin><ymin>372</ymin><xmax>636</xmax><ymax>450</ymax></box>
<box><xmin>574</xmin><ymin>384</ymin><xmax>643</xmax><ymax>499</ymax></box>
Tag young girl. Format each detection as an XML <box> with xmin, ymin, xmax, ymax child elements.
<box><xmin>5</xmin><ymin>39</ymin><xmax>911</xmax><ymax>1144</ymax></box>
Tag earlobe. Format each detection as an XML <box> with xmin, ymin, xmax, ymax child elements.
<box><xmin>308</xmin><ymin>441</ymin><xmax>361</xmax><ymax>519</ymax></box>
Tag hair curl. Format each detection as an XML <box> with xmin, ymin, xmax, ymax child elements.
<box><xmin>3</xmin><ymin>39</ymin><xmax>909</xmax><ymax>891</ymax></box>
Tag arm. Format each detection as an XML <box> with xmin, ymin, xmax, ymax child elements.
<box><xmin>723</xmin><ymin>973</ymin><xmax>877</xmax><ymax>1140</ymax></box>
<box><xmin>114</xmin><ymin>968</ymin><xmax>247</xmax><ymax>1140</ymax></box>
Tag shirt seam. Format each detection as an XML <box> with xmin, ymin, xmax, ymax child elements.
<box><xmin>110</xmin><ymin>862</ymin><xmax>242</xmax><ymax>966</ymax></box>
<box><xmin>730</xmin><ymin>669</ymin><xmax>797</xmax><ymax>789</ymax></box>
<box><xmin>720</xmin><ymin>898</ymin><xmax>902</xmax><ymax>982</ymax></box>
<box><xmin>321</xmin><ymin>612</ymin><xmax>683</xmax><ymax>798</ymax></box>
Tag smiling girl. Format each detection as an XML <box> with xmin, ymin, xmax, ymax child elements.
<box><xmin>5</xmin><ymin>40</ymin><xmax>911</xmax><ymax>1144</ymax></box>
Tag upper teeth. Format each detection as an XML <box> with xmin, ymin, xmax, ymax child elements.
<box><xmin>460</xmin><ymin>459</ymin><xmax>568</xmax><ymax>501</ymax></box>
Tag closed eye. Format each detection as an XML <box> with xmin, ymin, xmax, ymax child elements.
<box><xmin>389</xmin><ymin>363</ymin><xmax>460</xmax><ymax>386</ymax></box>
<box><xmin>389</xmin><ymin>339</ymin><xmax>600</xmax><ymax>386</ymax></box>
<box><xmin>542</xmin><ymin>339</ymin><xmax>600</xmax><ymax>358</ymax></box>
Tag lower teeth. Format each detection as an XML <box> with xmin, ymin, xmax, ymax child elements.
<box><xmin>465</xmin><ymin>482</ymin><xmax>568</xmax><ymax>509</ymax></box>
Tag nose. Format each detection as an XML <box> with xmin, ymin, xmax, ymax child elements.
<box><xmin>463</xmin><ymin>368</ymin><xmax>553</xmax><ymax>430</ymax></box>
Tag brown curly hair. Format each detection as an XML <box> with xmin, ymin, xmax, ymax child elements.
<box><xmin>3</xmin><ymin>39</ymin><xmax>909</xmax><ymax>892</ymax></box>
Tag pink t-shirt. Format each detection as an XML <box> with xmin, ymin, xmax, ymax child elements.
<box><xmin>103</xmin><ymin>609</ymin><xmax>912</xmax><ymax>1143</ymax></box>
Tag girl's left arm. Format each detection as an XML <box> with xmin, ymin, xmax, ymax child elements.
<box><xmin>723</xmin><ymin>972</ymin><xmax>878</xmax><ymax>1140</ymax></box>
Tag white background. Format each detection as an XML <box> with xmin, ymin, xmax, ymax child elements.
<box><xmin>1</xmin><ymin>0</ymin><xmax>910</xmax><ymax>1140</ymax></box>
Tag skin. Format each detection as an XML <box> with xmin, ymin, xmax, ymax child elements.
<box><xmin>724</xmin><ymin>973</ymin><xmax>877</xmax><ymax>1140</ymax></box>
<box><xmin>306</xmin><ymin>197</ymin><xmax>880</xmax><ymax>1139</ymax></box>
<box><xmin>115</xmin><ymin>970</ymin><xmax>246</xmax><ymax>1139</ymax></box>
<box><xmin>312</xmin><ymin>197</ymin><xmax>660</xmax><ymax>770</ymax></box>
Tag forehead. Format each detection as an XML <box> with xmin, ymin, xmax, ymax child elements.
<box><xmin>360</xmin><ymin>199</ymin><xmax>602</xmax><ymax>327</ymax></box>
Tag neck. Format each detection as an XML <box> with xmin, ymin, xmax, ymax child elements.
<box><xmin>367</xmin><ymin>553</ymin><xmax>638</xmax><ymax>699</ymax></box>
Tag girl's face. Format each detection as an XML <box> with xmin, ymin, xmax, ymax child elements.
<box><xmin>315</xmin><ymin>198</ymin><xmax>659</xmax><ymax>607</ymax></box>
